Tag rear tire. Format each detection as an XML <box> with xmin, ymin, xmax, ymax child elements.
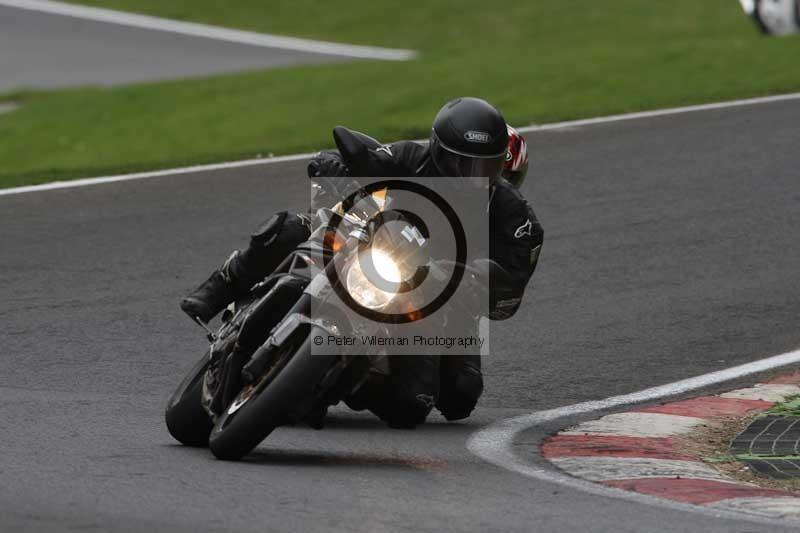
<box><xmin>165</xmin><ymin>352</ymin><xmax>214</xmax><ymax>447</ymax></box>
<box><xmin>208</xmin><ymin>328</ymin><xmax>337</xmax><ymax>460</ymax></box>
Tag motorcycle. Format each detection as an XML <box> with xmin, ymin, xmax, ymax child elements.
<box><xmin>165</xmin><ymin>127</ymin><xmax>492</xmax><ymax>460</ymax></box>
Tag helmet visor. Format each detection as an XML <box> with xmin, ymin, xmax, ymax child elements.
<box><xmin>431</xmin><ymin>135</ymin><xmax>506</xmax><ymax>178</ymax></box>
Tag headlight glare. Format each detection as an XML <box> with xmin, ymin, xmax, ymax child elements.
<box><xmin>345</xmin><ymin>250</ymin><xmax>401</xmax><ymax>309</ymax></box>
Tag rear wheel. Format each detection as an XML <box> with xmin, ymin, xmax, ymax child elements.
<box><xmin>208</xmin><ymin>328</ymin><xmax>337</xmax><ymax>460</ymax></box>
<box><xmin>165</xmin><ymin>352</ymin><xmax>214</xmax><ymax>447</ymax></box>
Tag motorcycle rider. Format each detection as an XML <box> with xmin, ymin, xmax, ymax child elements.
<box><xmin>181</xmin><ymin>97</ymin><xmax>543</xmax><ymax>428</ymax></box>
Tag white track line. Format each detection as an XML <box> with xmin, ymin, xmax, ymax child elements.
<box><xmin>0</xmin><ymin>0</ymin><xmax>416</xmax><ymax>61</ymax></box>
<box><xmin>516</xmin><ymin>91</ymin><xmax>800</xmax><ymax>133</ymax></box>
<box><xmin>467</xmin><ymin>348</ymin><xmax>800</xmax><ymax>526</ymax></box>
<box><xmin>0</xmin><ymin>153</ymin><xmax>314</xmax><ymax>196</ymax></box>
<box><xmin>2</xmin><ymin>91</ymin><xmax>800</xmax><ymax>198</ymax></box>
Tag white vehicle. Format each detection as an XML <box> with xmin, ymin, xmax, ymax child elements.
<box><xmin>740</xmin><ymin>0</ymin><xmax>800</xmax><ymax>35</ymax></box>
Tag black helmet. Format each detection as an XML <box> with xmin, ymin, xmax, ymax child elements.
<box><xmin>429</xmin><ymin>97</ymin><xmax>509</xmax><ymax>178</ymax></box>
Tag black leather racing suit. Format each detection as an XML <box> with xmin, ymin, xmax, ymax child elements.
<box><xmin>231</xmin><ymin>139</ymin><xmax>543</xmax><ymax>427</ymax></box>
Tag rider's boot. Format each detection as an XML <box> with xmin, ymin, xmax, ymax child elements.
<box><xmin>180</xmin><ymin>251</ymin><xmax>250</xmax><ymax>323</ymax></box>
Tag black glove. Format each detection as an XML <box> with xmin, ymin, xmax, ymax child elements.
<box><xmin>308</xmin><ymin>152</ymin><xmax>349</xmax><ymax>178</ymax></box>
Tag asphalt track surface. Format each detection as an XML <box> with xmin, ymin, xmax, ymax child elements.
<box><xmin>1</xmin><ymin>99</ymin><xmax>799</xmax><ymax>532</ymax></box>
<box><xmin>0</xmin><ymin>5</ymin><xmax>345</xmax><ymax>92</ymax></box>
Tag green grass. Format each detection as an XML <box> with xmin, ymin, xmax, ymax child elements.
<box><xmin>763</xmin><ymin>395</ymin><xmax>800</xmax><ymax>417</ymax></box>
<box><xmin>2</xmin><ymin>0</ymin><xmax>800</xmax><ymax>187</ymax></box>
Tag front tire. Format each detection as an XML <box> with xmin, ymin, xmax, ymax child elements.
<box><xmin>165</xmin><ymin>352</ymin><xmax>214</xmax><ymax>447</ymax></box>
<box><xmin>208</xmin><ymin>328</ymin><xmax>337</xmax><ymax>460</ymax></box>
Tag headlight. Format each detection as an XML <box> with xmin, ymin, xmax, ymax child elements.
<box><xmin>345</xmin><ymin>249</ymin><xmax>401</xmax><ymax>309</ymax></box>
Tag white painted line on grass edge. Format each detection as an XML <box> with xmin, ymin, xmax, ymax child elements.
<box><xmin>3</xmin><ymin>91</ymin><xmax>800</xmax><ymax>198</ymax></box>
<box><xmin>0</xmin><ymin>0</ymin><xmax>416</xmax><ymax>61</ymax></box>
<box><xmin>467</xmin><ymin>348</ymin><xmax>800</xmax><ymax>526</ymax></box>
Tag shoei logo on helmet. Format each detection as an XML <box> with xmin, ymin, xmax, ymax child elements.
<box><xmin>464</xmin><ymin>130</ymin><xmax>491</xmax><ymax>143</ymax></box>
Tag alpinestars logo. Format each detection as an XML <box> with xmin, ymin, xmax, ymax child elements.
<box><xmin>376</xmin><ymin>144</ymin><xmax>393</xmax><ymax>156</ymax></box>
<box><xmin>514</xmin><ymin>219</ymin><xmax>533</xmax><ymax>238</ymax></box>
<box><xmin>464</xmin><ymin>130</ymin><xmax>491</xmax><ymax>143</ymax></box>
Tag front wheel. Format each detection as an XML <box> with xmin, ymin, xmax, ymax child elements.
<box><xmin>165</xmin><ymin>352</ymin><xmax>214</xmax><ymax>447</ymax></box>
<box><xmin>208</xmin><ymin>328</ymin><xmax>337</xmax><ymax>460</ymax></box>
